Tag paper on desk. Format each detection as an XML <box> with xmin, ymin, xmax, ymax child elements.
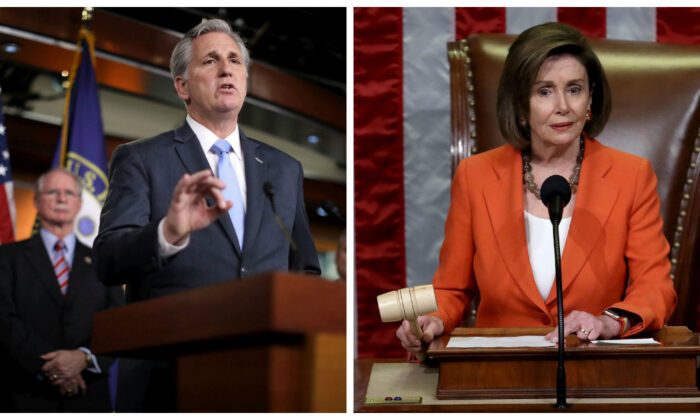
<box><xmin>447</xmin><ymin>336</ymin><xmax>556</xmax><ymax>348</ymax></box>
<box><xmin>591</xmin><ymin>338</ymin><xmax>659</xmax><ymax>345</ymax></box>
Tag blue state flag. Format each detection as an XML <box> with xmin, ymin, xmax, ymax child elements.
<box><xmin>51</xmin><ymin>29</ymin><xmax>108</xmax><ymax>246</ymax></box>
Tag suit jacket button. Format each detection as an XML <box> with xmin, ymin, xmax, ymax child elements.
<box><xmin>541</xmin><ymin>315</ymin><xmax>551</xmax><ymax>325</ymax></box>
<box><xmin>241</xmin><ymin>267</ymin><xmax>247</xmax><ymax>276</ymax></box>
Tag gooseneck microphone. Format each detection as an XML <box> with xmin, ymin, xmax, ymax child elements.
<box><xmin>540</xmin><ymin>175</ymin><xmax>572</xmax><ymax>409</ymax></box>
<box><xmin>263</xmin><ymin>182</ymin><xmax>299</xmax><ymax>253</ymax></box>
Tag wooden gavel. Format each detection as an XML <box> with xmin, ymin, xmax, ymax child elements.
<box><xmin>377</xmin><ymin>284</ymin><xmax>438</xmax><ymax>339</ymax></box>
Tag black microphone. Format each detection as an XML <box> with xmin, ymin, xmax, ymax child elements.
<box><xmin>540</xmin><ymin>175</ymin><xmax>572</xmax><ymax>409</ymax></box>
<box><xmin>540</xmin><ymin>175</ymin><xmax>571</xmax><ymax>224</ymax></box>
<box><xmin>263</xmin><ymin>182</ymin><xmax>299</xmax><ymax>253</ymax></box>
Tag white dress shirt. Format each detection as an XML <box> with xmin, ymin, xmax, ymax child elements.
<box><xmin>524</xmin><ymin>211</ymin><xmax>572</xmax><ymax>301</ymax></box>
<box><xmin>158</xmin><ymin>115</ymin><xmax>247</xmax><ymax>257</ymax></box>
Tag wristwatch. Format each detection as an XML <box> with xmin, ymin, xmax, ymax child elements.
<box><xmin>83</xmin><ymin>350</ymin><xmax>93</xmax><ymax>368</ymax></box>
<box><xmin>603</xmin><ymin>309</ymin><xmax>629</xmax><ymax>335</ymax></box>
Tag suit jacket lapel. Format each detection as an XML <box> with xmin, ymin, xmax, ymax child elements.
<box><xmin>240</xmin><ymin>130</ymin><xmax>266</xmax><ymax>256</ymax></box>
<box><xmin>173</xmin><ymin>122</ymin><xmax>211</xmax><ymax>175</ymax></box>
<box><xmin>483</xmin><ymin>146</ymin><xmax>548</xmax><ymax>313</ymax></box>
<box><xmin>24</xmin><ymin>235</ymin><xmax>64</xmax><ymax>306</ymax></box>
<box><xmin>64</xmin><ymin>243</ymin><xmax>92</xmax><ymax>307</ymax></box>
<box><xmin>173</xmin><ymin>122</ymin><xmax>241</xmax><ymax>256</ymax></box>
<box><xmin>554</xmin><ymin>138</ymin><xmax>619</xmax><ymax>300</ymax></box>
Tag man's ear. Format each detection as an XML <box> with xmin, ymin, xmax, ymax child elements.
<box><xmin>174</xmin><ymin>76</ymin><xmax>189</xmax><ymax>102</ymax></box>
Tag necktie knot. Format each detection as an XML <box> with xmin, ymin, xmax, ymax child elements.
<box><xmin>54</xmin><ymin>240</ymin><xmax>65</xmax><ymax>253</ymax></box>
<box><xmin>211</xmin><ymin>139</ymin><xmax>233</xmax><ymax>157</ymax></box>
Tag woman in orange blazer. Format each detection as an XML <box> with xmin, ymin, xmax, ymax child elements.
<box><xmin>397</xmin><ymin>22</ymin><xmax>676</xmax><ymax>353</ymax></box>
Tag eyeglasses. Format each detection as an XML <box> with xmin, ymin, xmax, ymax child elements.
<box><xmin>40</xmin><ymin>189</ymin><xmax>80</xmax><ymax>199</ymax></box>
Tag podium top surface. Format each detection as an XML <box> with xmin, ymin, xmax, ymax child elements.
<box><xmin>92</xmin><ymin>272</ymin><xmax>345</xmax><ymax>356</ymax></box>
<box><xmin>426</xmin><ymin>326</ymin><xmax>700</xmax><ymax>360</ymax></box>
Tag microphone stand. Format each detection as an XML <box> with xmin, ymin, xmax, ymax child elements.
<box><xmin>263</xmin><ymin>183</ymin><xmax>299</xmax><ymax>253</ymax></box>
<box><xmin>551</xmin><ymin>217</ymin><xmax>568</xmax><ymax>409</ymax></box>
<box><xmin>540</xmin><ymin>173</ymin><xmax>572</xmax><ymax>409</ymax></box>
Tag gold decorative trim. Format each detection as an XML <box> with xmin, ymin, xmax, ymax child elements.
<box><xmin>447</xmin><ymin>39</ymin><xmax>475</xmax><ymax>176</ymax></box>
<box><xmin>670</xmin><ymin>130</ymin><xmax>700</xmax><ymax>284</ymax></box>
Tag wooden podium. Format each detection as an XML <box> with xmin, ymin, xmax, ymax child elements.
<box><xmin>91</xmin><ymin>272</ymin><xmax>345</xmax><ymax>412</ymax></box>
<box><xmin>429</xmin><ymin>327</ymin><xmax>700</xmax><ymax>400</ymax></box>
<box><xmin>356</xmin><ymin>326</ymin><xmax>700</xmax><ymax>412</ymax></box>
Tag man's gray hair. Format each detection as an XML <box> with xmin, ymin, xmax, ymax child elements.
<box><xmin>170</xmin><ymin>18</ymin><xmax>250</xmax><ymax>81</ymax></box>
<box><xmin>35</xmin><ymin>168</ymin><xmax>83</xmax><ymax>197</ymax></box>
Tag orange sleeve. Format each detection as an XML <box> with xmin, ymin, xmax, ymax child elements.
<box><xmin>608</xmin><ymin>158</ymin><xmax>677</xmax><ymax>337</ymax></box>
<box><xmin>429</xmin><ymin>159</ymin><xmax>476</xmax><ymax>334</ymax></box>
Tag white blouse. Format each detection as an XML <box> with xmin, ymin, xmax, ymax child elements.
<box><xmin>524</xmin><ymin>211</ymin><xmax>572</xmax><ymax>301</ymax></box>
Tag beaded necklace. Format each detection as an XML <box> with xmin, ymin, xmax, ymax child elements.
<box><xmin>521</xmin><ymin>135</ymin><xmax>585</xmax><ymax>200</ymax></box>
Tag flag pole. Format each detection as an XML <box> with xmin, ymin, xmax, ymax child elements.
<box><xmin>57</xmin><ymin>7</ymin><xmax>95</xmax><ymax>168</ymax></box>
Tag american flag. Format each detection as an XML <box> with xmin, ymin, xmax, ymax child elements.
<box><xmin>0</xmin><ymin>84</ymin><xmax>16</xmax><ymax>245</ymax></box>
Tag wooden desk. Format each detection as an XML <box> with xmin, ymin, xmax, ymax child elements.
<box><xmin>356</xmin><ymin>327</ymin><xmax>700</xmax><ymax>412</ymax></box>
<box><xmin>431</xmin><ymin>326</ymin><xmax>700</xmax><ymax>399</ymax></box>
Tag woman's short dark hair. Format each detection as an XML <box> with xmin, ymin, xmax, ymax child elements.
<box><xmin>496</xmin><ymin>22</ymin><xmax>612</xmax><ymax>149</ymax></box>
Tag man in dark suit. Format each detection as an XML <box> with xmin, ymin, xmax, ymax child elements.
<box><xmin>0</xmin><ymin>168</ymin><xmax>124</xmax><ymax>412</ymax></box>
<box><xmin>93</xmin><ymin>19</ymin><xmax>320</xmax><ymax>411</ymax></box>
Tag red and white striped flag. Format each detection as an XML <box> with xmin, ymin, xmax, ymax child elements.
<box><xmin>354</xmin><ymin>7</ymin><xmax>700</xmax><ymax>358</ymax></box>
<box><xmin>0</xmin><ymin>83</ymin><xmax>16</xmax><ymax>245</ymax></box>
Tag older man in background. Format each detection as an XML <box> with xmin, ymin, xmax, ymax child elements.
<box><xmin>0</xmin><ymin>168</ymin><xmax>124</xmax><ymax>412</ymax></box>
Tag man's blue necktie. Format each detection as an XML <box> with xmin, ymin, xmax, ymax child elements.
<box><xmin>211</xmin><ymin>139</ymin><xmax>245</xmax><ymax>247</ymax></box>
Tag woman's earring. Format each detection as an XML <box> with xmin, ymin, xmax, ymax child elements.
<box><xmin>519</xmin><ymin>118</ymin><xmax>528</xmax><ymax>128</ymax></box>
<box><xmin>585</xmin><ymin>110</ymin><xmax>592</xmax><ymax>122</ymax></box>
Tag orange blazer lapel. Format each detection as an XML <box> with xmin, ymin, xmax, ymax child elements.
<box><xmin>557</xmin><ymin>138</ymin><xmax>620</xmax><ymax>298</ymax></box>
<box><xmin>483</xmin><ymin>146</ymin><xmax>548</xmax><ymax>314</ymax></box>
